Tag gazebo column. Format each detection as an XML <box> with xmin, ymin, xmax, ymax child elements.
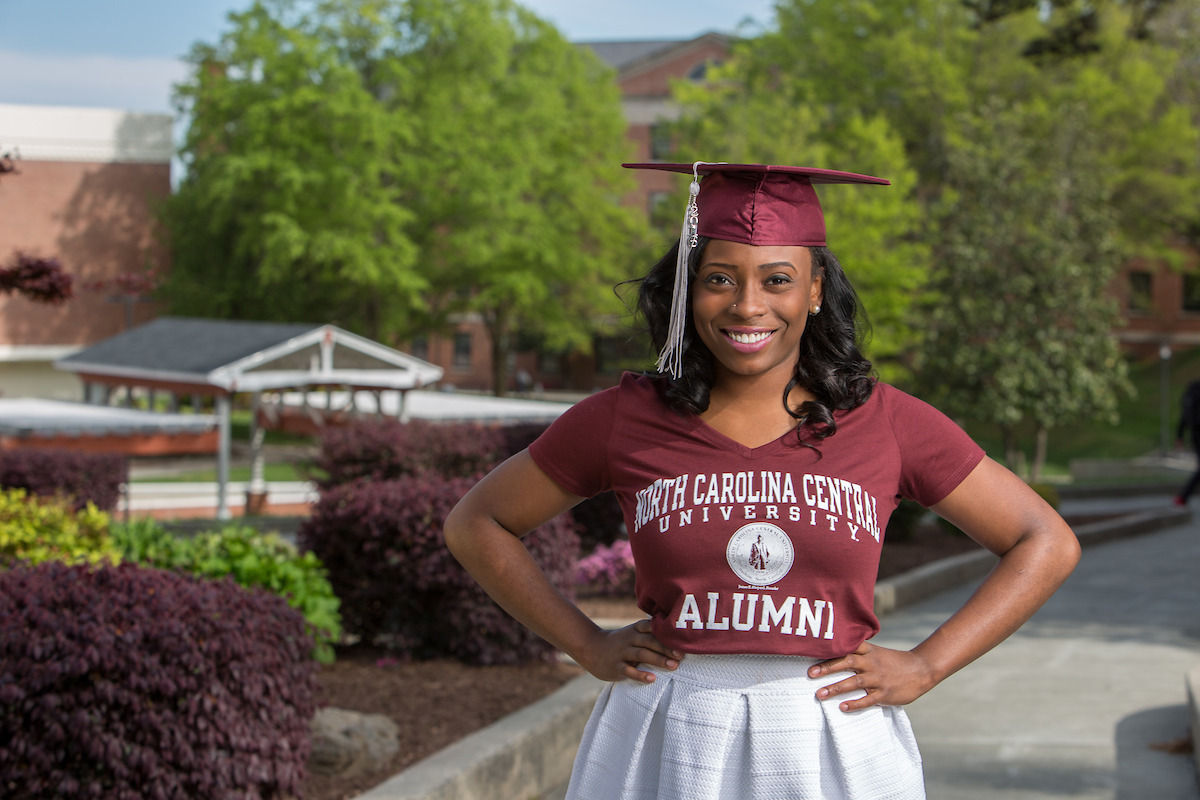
<box><xmin>397</xmin><ymin>389</ymin><xmax>410</xmax><ymax>423</ymax></box>
<box><xmin>245</xmin><ymin>392</ymin><xmax>268</xmax><ymax>516</ymax></box>
<box><xmin>216</xmin><ymin>392</ymin><xmax>232</xmax><ymax>521</ymax></box>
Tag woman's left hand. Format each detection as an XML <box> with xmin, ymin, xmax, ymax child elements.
<box><xmin>807</xmin><ymin>642</ymin><xmax>936</xmax><ymax>712</ymax></box>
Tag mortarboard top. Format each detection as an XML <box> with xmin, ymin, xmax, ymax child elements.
<box><xmin>622</xmin><ymin>162</ymin><xmax>890</xmax><ymax>247</ymax></box>
<box><xmin>622</xmin><ymin>161</ymin><xmax>890</xmax><ymax>378</ymax></box>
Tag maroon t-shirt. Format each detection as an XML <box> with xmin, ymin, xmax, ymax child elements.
<box><xmin>529</xmin><ymin>373</ymin><xmax>984</xmax><ymax>659</ymax></box>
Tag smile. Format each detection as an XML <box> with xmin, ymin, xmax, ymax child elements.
<box><xmin>726</xmin><ymin>330</ymin><xmax>772</xmax><ymax>344</ymax></box>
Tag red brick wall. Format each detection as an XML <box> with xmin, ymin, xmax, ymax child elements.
<box><xmin>0</xmin><ymin>159</ymin><xmax>168</xmax><ymax>348</ymax></box>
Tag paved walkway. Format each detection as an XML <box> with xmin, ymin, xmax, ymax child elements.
<box><xmin>872</xmin><ymin>502</ymin><xmax>1200</xmax><ymax>799</ymax></box>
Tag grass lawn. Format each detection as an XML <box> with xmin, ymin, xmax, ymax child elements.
<box><xmin>948</xmin><ymin>346</ymin><xmax>1200</xmax><ymax>478</ymax></box>
<box><xmin>136</xmin><ymin>462</ymin><xmax>309</xmax><ymax>484</ymax></box>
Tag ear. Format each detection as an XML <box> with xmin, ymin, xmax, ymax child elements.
<box><xmin>809</xmin><ymin>271</ymin><xmax>824</xmax><ymax>312</ymax></box>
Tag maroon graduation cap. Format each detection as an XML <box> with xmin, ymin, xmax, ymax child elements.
<box><xmin>622</xmin><ymin>161</ymin><xmax>890</xmax><ymax>376</ymax></box>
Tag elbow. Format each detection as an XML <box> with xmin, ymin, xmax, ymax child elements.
<box><xmin>1038</xmin><ymin>518</ymin><xmax>1082</xmax><ymax>583</ymax></box>
<box><xmin>442</xmin><ymin>502</ymin><xmax>471</xmax><ymax>562</ymax></box>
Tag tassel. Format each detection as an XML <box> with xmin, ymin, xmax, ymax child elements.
<box><xmin>655</xmin><ymin>162</ymin><xmax>704</xmax><ymax>378</ymax></box>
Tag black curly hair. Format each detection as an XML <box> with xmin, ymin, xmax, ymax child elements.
<box><xmin>634</xmin><ymin>237</ymin><xmax>875</xmax><ymax>445</ymax></box>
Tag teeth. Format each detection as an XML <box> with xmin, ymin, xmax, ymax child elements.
<box><xmin>728</xmin><ymin>331</ymin><xmax>770</xmax><ymax>344</ymax></box>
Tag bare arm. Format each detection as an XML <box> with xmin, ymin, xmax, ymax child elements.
<box><xmin>810</xmin><ymin>456</ymin><xmax>1081</xmax><ymax>711</ymax></box>
<box><xmin>443</xmin><ymin>449</ymin><xmax>683</xmax><ymax>683</ymax></box>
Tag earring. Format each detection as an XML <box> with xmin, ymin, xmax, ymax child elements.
<box><xmin>809</xmin><ymin>305</ymin><xmax>821</xmax><ymax>316</ymax></box>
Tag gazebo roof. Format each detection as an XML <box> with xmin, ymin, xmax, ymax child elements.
<box><xmin>56</xmin><ymin>317</ymin><xmax>443</xmax><ymax>393</ymax></box>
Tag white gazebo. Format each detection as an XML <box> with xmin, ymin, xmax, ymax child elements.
<box><xmin>56</xmin><ymin>317</ymin><xmax>444</xmax><ymax>519</ymax></box>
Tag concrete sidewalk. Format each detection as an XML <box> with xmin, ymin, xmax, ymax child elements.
<box><xmin>358</xmin><ymin>499</ymin><xmax>1199</xmax><ymax>800</ymax></box>
<box><xmin>874</xmin><ymin>510</ymin><xmax>1200</xmax><ymax>799</ymax></box>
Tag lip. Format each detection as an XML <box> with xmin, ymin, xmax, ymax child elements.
<box><xmin>722</xmin><ymin>327</ymin><xmax>775</xmax><ymax>353</ymax></box>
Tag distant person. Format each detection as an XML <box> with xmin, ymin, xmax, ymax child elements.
<box><xmin>515</xmin><ymin>368</ymin><xmax>533</xmax><ymax>396</ymax></box>
<box><xmin>1174</xmin><ymin>378</ymin><xmax>1200</xmax><ymax>506</ymax></box>
<box><xmin>444</xmin><ymin>160</ymin><xmax>1081</xmax><ymax>799</ymax></box>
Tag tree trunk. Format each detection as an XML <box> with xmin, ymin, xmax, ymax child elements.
<box><xmin>1002</xmin><ymin>426</ymin><xmax>1020</xmax><ymax>476</ymax></box>
<box><xmin>487</xmin><ymin>308</ymin><xmax>511</xmax><ymax>398</ymax></box>
<box><xmin>1031</xmin><ymin>424</ymin><xmax>1049</xmax><ymax>483</ymax></box>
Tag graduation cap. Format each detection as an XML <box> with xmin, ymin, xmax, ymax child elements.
<box><xmin>623</xmin><ymin>161</ymin><xmax>890</xmax><ymax>377</ymax></box>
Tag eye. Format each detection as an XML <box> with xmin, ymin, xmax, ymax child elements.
<box><xmin>702</xmin><ymin>272</ymin><xmax>734</xmax><ymax>286</ymax></box>
<box><xmin>765</xmin><ymin>273</ymin><xmax>794</xmax><ymax>286</ymax></box>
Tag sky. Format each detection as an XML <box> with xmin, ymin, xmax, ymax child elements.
<box><xmin>0</xmin><ymin>0</ymin><xmax>777</xmax><ymax>116</ymax></box>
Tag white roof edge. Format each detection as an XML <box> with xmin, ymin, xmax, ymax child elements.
<box><xmin>0</xmin><ymin>344</ymin><xmax>82</xmax><ymax>362</ymax></box>
<box><xmin>0</xmin><ymin>103</ymin><xmax>174</xmax><ymax>164</ymax></box>
<box><xmin>215</xmin><ymin>324</ymin><xmax>444</xmax><ymax>383</ymax></box>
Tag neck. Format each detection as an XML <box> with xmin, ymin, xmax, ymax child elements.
<box><xmin>700</xmin><ymin>371</ymin><xmax>814</xmax><ymax>448</ymax></box>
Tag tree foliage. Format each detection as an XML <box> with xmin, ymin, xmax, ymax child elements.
<box><xmin>165</xmin><ymin>0</ymin><xmax>641</xmax><ymax>392</ymax></box>
<box><xmin>667</xmin><ymin>0</ymin><xmax>1199</xmax><ymax>471</ymax></box>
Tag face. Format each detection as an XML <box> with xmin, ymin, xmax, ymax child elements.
<box><xmin>690</xmin><ymin>240</ymin><xmax>823</xmax><ymax>386</ymax></box>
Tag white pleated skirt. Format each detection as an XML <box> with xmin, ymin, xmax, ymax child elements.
<box><xmin>565</xmin><ymin>654</ymin><xmax>925</xmax><ymax>800</ymax></box>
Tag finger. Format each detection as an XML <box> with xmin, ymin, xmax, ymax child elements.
<box><xmin>628</xmin><ymin>622</ymin><xmax>686</xmax><ymax>661</ymax></box>
<box><xmin>620</xmin><ymin>663</ymin><xmax>658</xmax><ymax>684</ymax></box>
<box><xmin>808</xmin><ymin>644</ymin><xmax>871</xmax><ymax>678</ymax></box>
<box><xmin>815</xmin><ymin>674</ymin><xmax>866</xmax><ymax>701</ymax></box>
<box><xmin>626</xmin><ymin>645</ymin><xmax>680</xmax><ymax>671</ymax></box>
<box><xmin>835</xmin><ymin>689</ymin><xmax>879</xmax><ymax>713</ymax></box>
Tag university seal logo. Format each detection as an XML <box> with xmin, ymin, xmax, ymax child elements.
<box><xmin>726</xmin><ymin>522</ymin><xmax>794</xmax><ymax>587</ymax></box>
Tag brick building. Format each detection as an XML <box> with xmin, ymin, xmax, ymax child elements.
<box><xmin>0</xmin><ymin>103</ymin><xmax>172</xmax><ymax>398</ymax></box>
<box><xmin>1115</xmin><ymin>249</ymin><xmax>1200</xmax><ymax>358</ymax></box>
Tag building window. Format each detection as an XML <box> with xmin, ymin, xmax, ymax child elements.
<box><xmin>686</xmin><ymin>59</ymin><xmax>723</xmax><ymax>82</ymax></box>
<box><xmin>648</xmin><ymin>191</ymin><xmax>670</xmax><ymax>215</ymax></box>
<box><xmin>1184</xmin><ymin>273</ymin><xmax>1200</xmax><ymax>314</ymax></box>
<box><xmin>649</xmin><ymin>124</ymin><xmax>672</xmax><ymax>161</ymax></box>
<box><xmin>453</xmin><ymin>332</ymin><xmax>472</xmax><ymax>369</ymax></box>
<box><xmin>409</xmin><ymin>335</ymin><xmax>428</xmax><ymax>361</ymax></box>
<box><xmin>1128</xmin><ymin>271</ymin><xmax>1152</xmax><ymax>314</ymax></box>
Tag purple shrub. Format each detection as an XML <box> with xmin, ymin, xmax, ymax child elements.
<box><xmin>0</xmin><ymin>562</ymin><xmax>316</xmax><ymax>800</ymax></box>
<box><xmin>0</xmin><ymin>448</ymin><xmax>127</xmax><ymax>512</ymax></box>
<box><xmin>576</xmin><ymin>538</ymin><xmax>637</xmax><ymax>597</ymax></box>
<box><xmin>310</xmin><ymin>418</ymin><xmax>507</xmax><ymax>488</ymax></box>
<box><xmin>0</xmin><ymin>253</ymin><xmax>73</xmax><ymax>305</ymax></box>
<box><xmin>299</xmin><ymin>474</ymin><xmax>580</xmax><ymax>665</ymax></box>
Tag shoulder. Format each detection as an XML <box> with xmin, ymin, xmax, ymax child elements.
<box><xmin>545</xmin><ymin>372</ymin><xmax>667</xmax><ymax>428</ymax></box>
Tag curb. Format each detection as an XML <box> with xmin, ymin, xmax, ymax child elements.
<box><xmin>873</xmin><ymin>505</ymin><xmax>1192</xmax><ymax>615</ymax></box>
<box><xmin>1188</xmin><ymin>663</ymin><xmax>1200</xmax><ymax>781</ymax></box>
<box><xmin>351</xmin><ymin>672</ymin><xmax>603</xmax><ymax>800</ymax></box>
<box><xmin>350</xmin><ymin>505</ymin><xmax>1195</xmax><ymax>800</ymax></box>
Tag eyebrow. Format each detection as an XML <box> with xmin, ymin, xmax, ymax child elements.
<box><xmin>699</xmin><ymin>260</ymin><xmax>798</xmax><ymax>270</ymax></box>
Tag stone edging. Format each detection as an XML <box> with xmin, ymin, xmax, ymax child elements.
<box><xmin>351</xmin><ymin>505</ymin><xmax>1195</xmax><ymax>800</ymax></box>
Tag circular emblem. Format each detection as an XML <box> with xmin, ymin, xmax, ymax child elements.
<box><xmin>726</xmin><ymin>523</ymin><xmax>794</xmax><ymax>587</ymax></box>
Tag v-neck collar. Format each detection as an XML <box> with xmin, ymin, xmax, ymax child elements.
<box><xmin>683</xmin><ymin>413</ymin><xmax>813</xmax><ymax>460</ymax></box>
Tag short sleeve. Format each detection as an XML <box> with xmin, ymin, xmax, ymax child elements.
<box><xmin>527</xmin><ymin>385</ymin><xmax>618</xmax><ymax>499</ymax></box>
<box><xmin>882</xmin><ymin>385</ymin><xmax>985</xmax><ymax>507</ymax></box>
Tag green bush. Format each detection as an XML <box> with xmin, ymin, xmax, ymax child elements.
<box><xmin>1028</xmin><ymin>482</ymin><xmax>1061</xmax><ymax>510</ymax></box>
<box><xmin>112</xmin><ymin>520</ymin><xmax>342</xmax><ymax>663</ymax></box>
<box><xmin>0</xmin><ymin>488</ymin><xmax>119</xmax><ymax>568</ymax></box>
<box><xmin>885</xmin><ymin>498</ymin><xmax>927</xmax><ymax>542</ymax></box>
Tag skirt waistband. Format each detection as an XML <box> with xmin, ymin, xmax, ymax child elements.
<box><xmin>645</xmin><ymin>653</ymin><xmax>836</xmax><ymax>692</ymax></box>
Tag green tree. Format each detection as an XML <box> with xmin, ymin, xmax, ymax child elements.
<box><xmin>165</xmin><ymin>0</ymin><xmax>641</xmax><ymax>393</ymax></box>
<box><xmin>671</xmin><ymin>0</ymin><xmax>1197</xmax><ymax>470</ymax></box>
<box><xmin>919</xmin><ymin>97</ymin><xmax>1131</xmax><ymax>478</ymax></box>
<box><xmin>165</xmin><ymin>1</ymin><xmax>419</xmax><ymax>335</ymax></box>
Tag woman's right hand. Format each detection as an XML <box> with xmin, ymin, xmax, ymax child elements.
<box><xmin>576</xmin><ymin>618</ymin><xmax>684</xmax><ymax>684</ymax></box>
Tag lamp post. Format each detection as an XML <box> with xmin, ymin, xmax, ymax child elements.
<box><xmin>1160</xmin><ymin>343</ymin><xmax>1173</xmax><ymax>458</ymax></box>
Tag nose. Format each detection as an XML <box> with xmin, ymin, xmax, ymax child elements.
<box><xmin>731</xmin><ymin>283</ymin><xmax>767</xmax><ymax>318</ymax></box>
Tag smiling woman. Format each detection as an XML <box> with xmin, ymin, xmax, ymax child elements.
<box><xmin>443</xmin><ymin>160</ymin><xmax>1081</xmax><ymax>800</ymax></box>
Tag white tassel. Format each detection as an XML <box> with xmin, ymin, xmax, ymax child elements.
<box><xmin>656</xmin><ymin>162</ymin><xmax>704</xmax><ymax>378</ymax></box>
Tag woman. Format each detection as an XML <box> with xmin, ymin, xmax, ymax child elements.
<box><xmin>444</xmin><ymin>162</ymin><xmax>1080</xmax><ymax>799</ymax></box>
